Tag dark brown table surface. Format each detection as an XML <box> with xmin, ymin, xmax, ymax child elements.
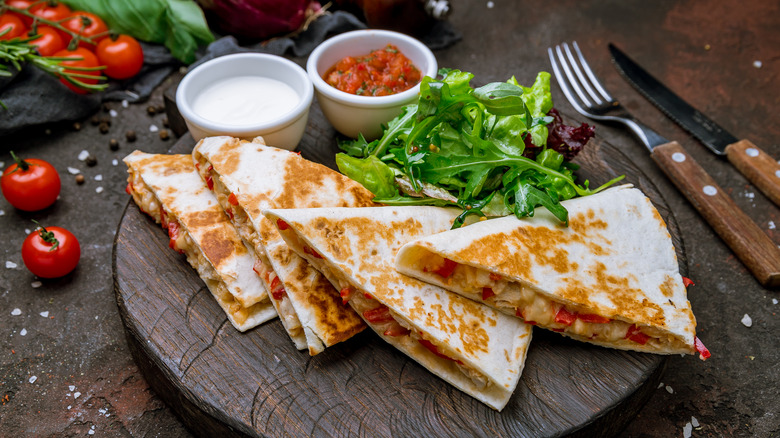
<box><xmin>2</xmin><ymin>1</ymin><xmax>779</xmax><ymax>437</ymax></box>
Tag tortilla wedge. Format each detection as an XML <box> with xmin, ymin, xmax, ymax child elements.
<box><xmin>395</xmin><ymin>185</ymin><xmax>710</xmax><ymax>359</ymax></box>
<box><xmin>192</xmin><ymin>136</ymin><xmax>372</xmax><ymax>355</ymax></box>
<box><xmin>264</xmin><ymin>206</ymin><xmax>533</xmax><ymax>411</ymax></box>
<box><xmin>123</xmin><ymin>151</ymin><xmax>277</xmax><ymax>331</ymax></box>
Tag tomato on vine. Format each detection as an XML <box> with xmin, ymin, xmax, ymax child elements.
<box><xmin>61</xmin><ymin>11</ymin><xmax>108</xmax><ymax>48</ymax></box>
<box><xmin>22</xmin><ymin>223</ymin><xmax>81</xmax><ymax>278</ymax></box>
<box><xmin>96</xmin><ymin>34</ymin><xmax>144</xmax><ymax>79</ymax></box>
<box><xmin>5</xmin><ymin>0</ymin><xmax>36</xmax><ymax>26</ymax></box>
<box><xmin>0</xmin><ymin>13</ymin><xmax>27</xmax><ymax>40</ymax></box>
<box><xmin>28</xmin><ymin>25</ymin><xmax>66</xmax><ymax>56</ymax></box>
<box><xmin>52</xmin><ymin>47</ymin><xmax>102</xmax><ymax>93</ymax></box>
<box><xmin>30</xmin><ymin>2</ymin><xmax>72</xmax><ymax>23</ymax></box>
<box><xmin>1</xmin><ymin>151</ymin><xmax>61</xmax><ymax>211</ymax></box>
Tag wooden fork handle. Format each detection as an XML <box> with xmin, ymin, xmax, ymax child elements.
<box><xmin>652</xmin><ymin>141</ymin><xmax>780</xmax><ymax>287</ymax></box>
<box><xmin>724</xmin><ymin>139</ymin><xmax>780</xmax><ymax>207</ymax></box>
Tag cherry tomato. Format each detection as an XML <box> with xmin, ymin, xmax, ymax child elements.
<box><xmin>52</xmin><ymin>47</ymin><xmax>102</xmax><ymax>94</ymax></box>
<box><xmin>0</xmin><ymin>13</ymin><xmax>27</xmax><ymax>40</ymax></box>
<box><xmin>1</xmin><ymin>151</ymin><xmax>61</xmax><ymax>211</ymax></box>
<box><xmin>28</xmin><ymin>25</ymin><xmax>65</xmax><ymax>56</ymax></box>
<box><xmin>96</xmin><ymin>34</ymin><xmax>144</xmax><ymax>80</ymax></box>
<box><xmin>22</xmin><ymin>225</ymin><xmax>81</xmax><ymax>279</ymax></box>
<box><xmin>61</xmin><ymin>11</ymin><xmax>108</xmax><ymax>48</ymax></box>
<box><xmin>30</xmin><ymin>2</ymin><xmax>72</xmax><ymax>22</ymax></box>
<box><xmin>6</xmin><ymin>0</ymin><xmax>37</xmax><ymax>27</ymax></box>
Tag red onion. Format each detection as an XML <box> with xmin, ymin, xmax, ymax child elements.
<box><xmin>198</xmin><ymin>0</ymin><xmax>323</xmax><ymax>40</ymax></box>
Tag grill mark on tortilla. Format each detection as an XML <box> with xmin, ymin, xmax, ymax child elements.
<box><xmin>277</xmin><ymin>155</ymin><xmax>376</xmax><ymax>209</ymax></box>
<box><xmin>200</xmin><ymin>228</ymin><xmax>236</xmax><ymax>269</ymax></box>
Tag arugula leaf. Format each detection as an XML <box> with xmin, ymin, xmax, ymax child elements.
<box><xmin>60</xmin><ymin>0</ymin><xmax>214</xmax><ymax>63</ymax></box>
<box><xmin>338</xmin><ymin>69</ymin><xmax>624</xmax><ymax>228</ymax></box>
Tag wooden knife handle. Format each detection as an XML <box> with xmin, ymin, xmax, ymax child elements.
<box><xmin>725</xmin><ymin>139</ymin><xmax>780</xmax><ymax>207</ymax></box>
<box><xmin>652</xmin><ymin>141</ymin><xmax>780</xmax><ymax>287</ymax></box>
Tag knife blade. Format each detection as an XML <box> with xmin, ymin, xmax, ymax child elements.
<box><xmin>608</xmin><ymin>43</ymin><xmax>780</xmax><ymax>207</ymax></box>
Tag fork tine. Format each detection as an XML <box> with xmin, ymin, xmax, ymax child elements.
<box><xmin>553</xmin><ymin>44</ymin><xmax>593</xmax><ymax>109</ymax></box>
<box><xmin>547</xmin><ymin>46</ymin><xmax>589</xmax><ymax>116</ymax></box>
<box><xmin>562</xmin><ymin>42</ymin><xmax>604</xmax><ymax>105</ymax></box>
<box><xmin>571</xmin><ymin>41</ymin><xmax>614</xmax><ymax>102</ymax></box>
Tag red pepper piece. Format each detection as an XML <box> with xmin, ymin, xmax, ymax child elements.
<box><xmin>167</xmin><ymin>221</ymin><xmax>183</xmax><ymax>253</ymax></box>
<box><xmin>205</xmin><ymin>174</ymin><xmax>214</xmax><ymax>191</ymax></box>
<box><xmin>363</xmin><ymin>306</ymin><xmax>394</xmax><ymax>323</ymax></box>
<box><xmin>159</xmin><ymin>206</ymin><xmax>169</xmax><ymax>229</ymax></box>
<box><xmin>481</xmin><ymin>287</ymin><xmax>495</xmax><ymax>301</ymax></box>
<box><xmin>694</xmin><ymin>336</ymin><xmax>710</xmax><ymax>360</ymax></box>
<box><xmin>339</xmin><ymin>287</ymin><xmax>352</xmax><ymax>305</ymax></box>
<box><xmin>383</xmin><ymin>323</ymin><xmax>410</xmax><ymax>337</ymax></box>
<box><xmin>432</xmin><ymin>258</ymin><xmax>457</xmax><ymax>278</ymax></box>
<box><xmin>625</xmin><ymin>324</ymin><xmax>650</xmax><ymax>345</ymax></box>
<box><xmin>252</xmin><ymin>259</ymin><xmax>264</xmax><ymax>276</ymax></box>
<box><xmin>276</xmin><ymin>219</ymin><xmax>290</xmax><ymax>231</ymax></box>
<box><xmin>304</xmin><ymin>245</ymin><xmax>323</xmax><ymax>259</ymax></box>
<box><xmin>577</xmin><ymin>313</ymin><xmax>611</xmax><ymax>324</ymax></box>
<box><xmin>489</xmin><ymin>272</ymin><xmax>502</xmax><ymax>281</ymax></box>
<box><xmin>228</xmin><ymin>192</ymin><xmax>239</xmax><ymax>206</ymax></box>
<box><xmin>554</xmin><ymin>307</ymin><xmax>577</xmax><ymax>326</ymax></box>
<box><xmin>125</xmin><ymin>182</ymin><xmax>133</xmax><ymax>195</ymax></box>
<box><xmin>272</xmin><ymin>287</ymin><xmax>286</xmax><ymax>301</ymax></box>
<box><xmin>269</xmin><ymin>275</ymin><xmax>281</xmax><ymax>292</ymax></box>
<box><xmin>418</xmin><ymin>338</ymin><xmax>462</xmax><ymax>364</ymax></box>
<box><xmin>364</xmin><ymin>292</ymin><xmax>373</xmax><ymax>299</ymax></box>
<box><xmin>682</xmin><ymin>276</ymin><xmax>695</xmax><ymax>288</ymax></box>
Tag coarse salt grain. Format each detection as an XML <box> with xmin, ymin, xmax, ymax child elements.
<box><xmin>683</xmin><ymin>422</ymin><xmax>692</xmax><ymax>438</ymax></box>
<box><xmin>109</xmin><ymin>109</ymin><xmax>118</xmax><ymax>117</ymax></box>
<box><xmin>88</xmin><ymin>429</ymin><xmax>95</xmax><ymax>435</ymax></box>
<box><xmin>773</xmin><ymin>298</ymin><xmax>778</xmax><ymax>305</ymax></box>
<box><xmin>78</xmin><ymin>150</ymin><xmax>90</xmax><ymax>161</ymax></box>
<box><xmin>40</xmin><ymin>311</ymin><xmax>49</xmax><ymax>317</ymax></box>
<box><xmin>112</xmin><ymin>159</ymin><xmax>118</xmax><ymax>166</ymax></box>
<box><xmin>744</xmin><ymin>191</ymin><xmax>755</xmax><ymax>199</ymax></box>
<box><xmin>149</xmin><ymin>124</ymin><xmax>159</xmax><ymax>132</ymax></box>
<box><xmin>67</xmin><ymin>167</ymin><xmax>80</xmax><ymax>175</ymax></box>
<box><xmin>122</xmin><ymin>100</ymin><xmax>129</xmax><ymax>108</ymax></box>
<box><xmin>29</xmin><ymin>376</ymin><xmax>37</xmax><ymax>384</ymax></box>
<box><xmin>0</xmin><ymin>210</ymin><xmax>4</xmax><ymax>216</ymax></box>
<box><xmin>741</xmin><ymin>314</ymin><xmax>752</xmax><ymax>327</ymax></box>
<box><xmin>11</xmin><ymin>308</ymin><xmax>21</xmax><ymax>316</ymax></box>
<box><xmin>753</xmin><ymin>60</ymin><xmax>762</xmax><ymax>68</ymax></box>
<box><xmin>487</xmin><ymin>1</ymin><xmax>494</xmax><ymax>7</ymax></box>
<box><xmin>770</xmin><ymin>221</ymin><xmax>776</xmax><ymax>230</ymax></box>
<box><xmin>74</xmin><ymin>391</ymin><xmax>81</xmax><ymax>399</ymax></box>
<box><xmin>69</xmin><ymin>385</ymin><xmax>75</xmax><ymax>391</ymax></box>
<box><xmin>665</xmin><ymin>385</ymin><xmax>674</xmax><ymax>394</ymax></box>
<box><xmin>20</xmin><ymin>328</ymin><xmax>27</xmax><ymax>336</ymax></box>
<box><xmin>94</xmin><ymin>174</ymin><xmax>103</xmax><ymax>181</ymax></box>
<box><xmin>0</xmin><ymin>161</ymin><xmax>4</xmax><ymax>168</ymax></box>
<box><xmin>691</xmin><ymin>416</ymin><xmax>700</xmax><ymax>427</ymax></box>
<box><xmin>6</xmin><ymin>261</ymin><xmax>17</xmax><ymax>269</ymax></box>
<box><xmin>31</xmin><ymin>281</ymin><xmax>42</xmax><ymax>288</ymax></box>
<box><xmin>96</xmin><ymin>187</ymin><xmax>104</xmax><ymax>194</ymax></box>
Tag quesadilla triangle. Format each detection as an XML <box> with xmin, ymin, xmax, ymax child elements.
<box><xmin>123</xmin><ymin>151</ymin><xmax>277</xmax><ymax>332</ymax></box>
<box><xmin>264</xmin><ymin>206</ymin><xmax>534</xmax><ymax>411</ymax></box>
<box><xmin>395</xmin><ymin>185</ymin><xmax>711</xmax><ymax>360</ymax></box>
<box><xmin>192</xmin><ymin>136</ymin><xmax>372</xmax><ymax>355</ymax></box>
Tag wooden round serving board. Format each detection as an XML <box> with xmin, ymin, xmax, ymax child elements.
<box><xmin>113</xmin><ymin>104</ymin><xmax>686</xmax><ymax>438</ymax></box>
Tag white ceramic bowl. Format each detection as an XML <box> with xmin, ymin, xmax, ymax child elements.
<box><xmin>176</xmin><ymin>53</ymin><xmax>313</xmax><ymax>150</ymax></box>
<box><xmin>307</xmin><ymin>29</ymin><xmax>437</xmax><ymax>140</ymax></box>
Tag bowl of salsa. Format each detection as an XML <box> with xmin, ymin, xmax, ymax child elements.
<box><xmin>307</xmin><ymin>29</ymin><xmax>437</xmax><ymax>140</ymax></box>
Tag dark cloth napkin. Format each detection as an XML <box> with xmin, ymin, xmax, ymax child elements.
<box><xmin>0</xmin><ymin>11</ymin><xmax>461</xmax><ymax>138</ymax></box>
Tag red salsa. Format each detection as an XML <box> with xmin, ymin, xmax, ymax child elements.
<box><xmin>323</xmin><ymin>44</ymin><xmax>422</xmax><ymax>96</ymax></box>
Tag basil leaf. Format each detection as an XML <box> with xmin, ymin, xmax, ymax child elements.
<box><xmin>61</xmin><ymin>0</ymin><xmax>214</xmax><ymax>63</ymax></box>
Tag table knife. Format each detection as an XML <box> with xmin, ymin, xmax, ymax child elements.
<box><xmin>609</xmin><ymin>43</ymin><xmax>780</xmax><ymax>207</ymax></box>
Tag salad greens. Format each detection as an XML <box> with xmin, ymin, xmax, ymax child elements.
<box><xmin>336</xmin><ymin>69</ymin><xmax>623</xmax><ymax>228</ymax></box>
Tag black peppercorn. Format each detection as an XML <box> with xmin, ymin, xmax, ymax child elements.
<box><xmin>109</xmin><ymin>139</ymin><xmax>119</xmax><ymax>151</ymax></box>
<box><xmin>99</xmin><ymin>122</ymin><xmax>109</xmax><ymax>134</ymax></box>
<box><xmin>126</xmin><ymin>130</ymin><xmax>137</xmax><ymax>142</ymax></box>
<box><xmin>159</xmin><ymin>130</ymin><xmax>170</xmax><ymax>141</ymax></box>
<box><xmin>86</xmin><ymin>156</ymin><xmax>98</xmax><ymax>167</ymax></box>
<box><xmin>75</xmin><ymin>174</ymin><xmax>85</xmax><ymax>184</ymax></box>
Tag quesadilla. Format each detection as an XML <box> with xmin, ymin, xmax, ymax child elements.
<box><xmin>192</xmin><ymin>136</ymin><xmax>373</xmax><ymax>355</ymax></box>
<box><xmin>264</xmin><ymin>206</ymin><xmax>533</xmax><ymax>411</ymax></box>
<box><xmin>123</xmin><ymin>151</ymin><xmax>277</xmax><ymax>331</ymax></box>
<box><xmin>395</xmin><ymin>185</ymin><xmax>710</xmax><ymax>359</ymax></box>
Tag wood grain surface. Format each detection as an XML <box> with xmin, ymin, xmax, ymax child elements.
<box><xmin>113</xmin><ymin>105</ymin><xmax>686</xmax><ymax>437</ymax></box>
<box><xmin>652</xmin><ymin>141</ymin><xmax>780</xmax><ymax>287</ymax></box>
<box><xmin>725</xmin><ymin>139</ymin><xmax>780</xmax><ymax>208</ymax></box>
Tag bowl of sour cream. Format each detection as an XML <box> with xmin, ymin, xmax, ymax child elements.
<box><xmin>176</xmin><ymin>53</ymin><xmax>313</xmax><ymax>150</ymax></box>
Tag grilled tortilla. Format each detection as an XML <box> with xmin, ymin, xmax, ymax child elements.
<box><xmin>264</xmin><ymin>206</ymin><xmax>533</xmax><ymax>411</ymax></box>
<box><xmin>395</xmin><ymin>185</ymin><xmax>710</xmax><ymax>359</ymax></box>
<box><xmin>123</xmin><ymin>151</ymin><xmax>276</xmax><ymax>331</ymax></box>
<box><xmin>192</xmin><ymin>136</ymin><xmax>372</xmax><ymax>355</ymax></box>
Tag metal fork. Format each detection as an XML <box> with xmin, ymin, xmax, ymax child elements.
<box><xmin>548</xmin><ymin>42</ymin><xmax>668</xmax><ymax>152</ymax></box>
<box><xmin>547</xmin><ymin>41</ymin><xmax>780</xmax><ymax>287</ymax></box>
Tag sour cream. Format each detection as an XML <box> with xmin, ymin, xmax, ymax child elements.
<box><xmin>191</xmin><ymin>76</ymin><xmax>300</xmax><ymax>126</ymax></box>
